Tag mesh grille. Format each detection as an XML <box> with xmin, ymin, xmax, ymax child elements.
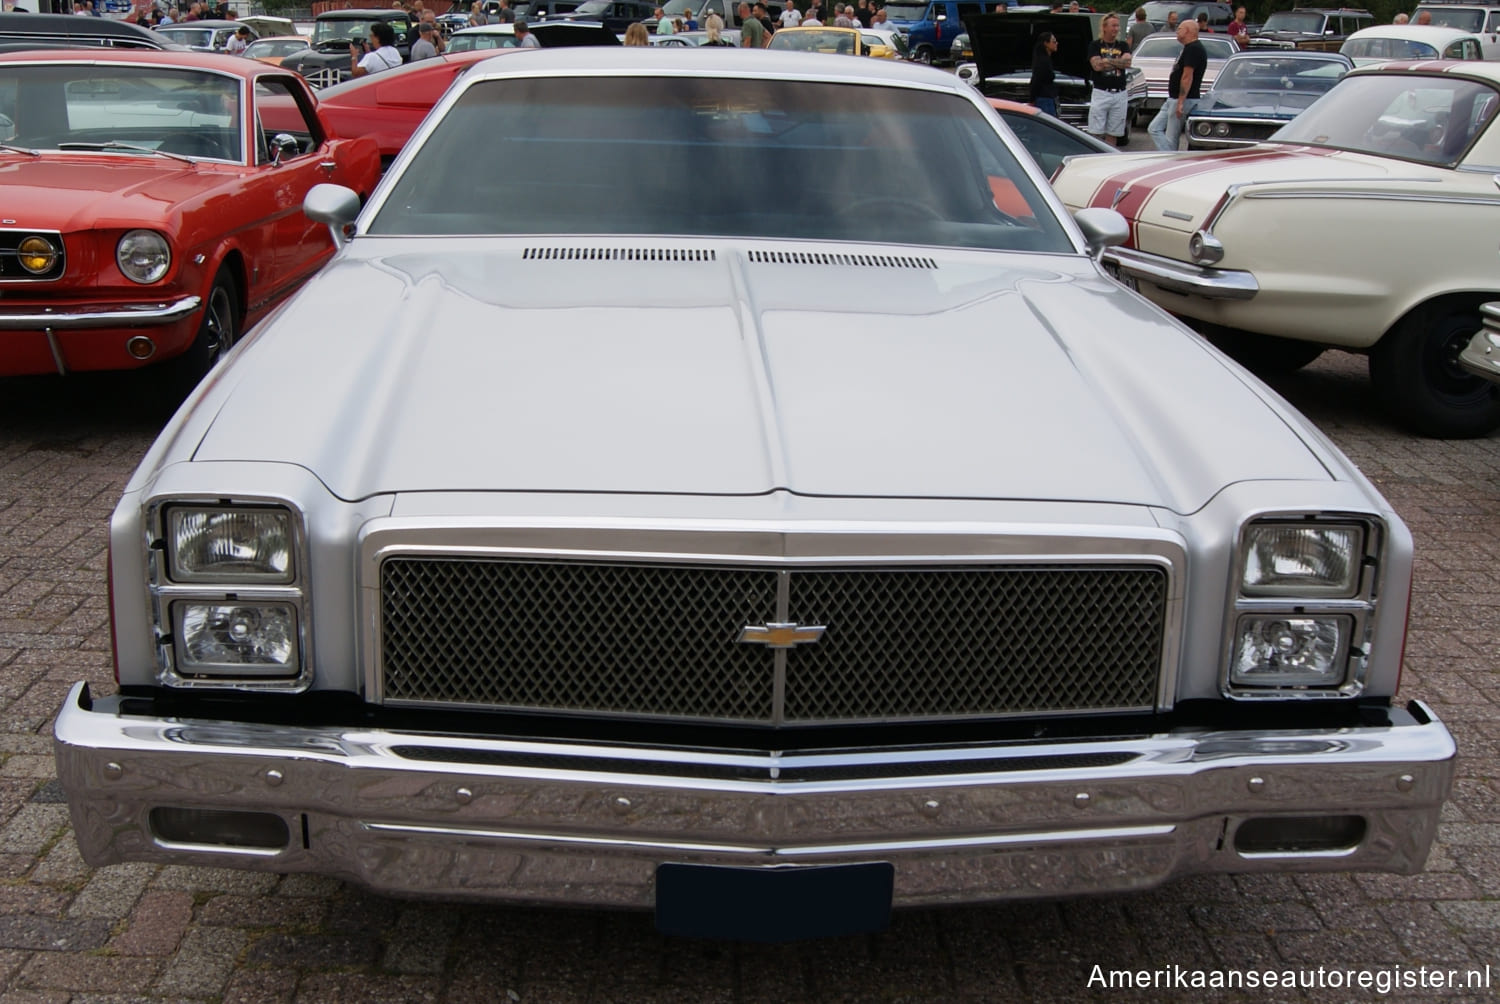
<box><xmin>521</xmin><ymin>247</ymin><xmax>717</xmax><ymax>262</ymax></box>
<box><xmin>381</xmin><ymin>561</ymin><xmax>778</xmax><ymax>719</ymax></box>
<box><xmin>379</xmin><ymin>559</ymin><xmax>1166</xmax><ymax>724</ymax></box>
<box><xmin>783</xmin><ymin>567</ymin><xmax>1165</xmax><ymax>721</ymax></box>
<box><xmin>747</xmin><ymin>250</ymin><xmax>938</xmax><ymax>269</ymax></box>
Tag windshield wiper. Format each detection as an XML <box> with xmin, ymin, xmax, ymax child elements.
<box><xmin>55</xmin><ymin>141</ymin><xmax>196</xmax><ymax>165</ymax></box>
<box><xmin>0</xmin><ymin>143</ymin><xmax>39</xmax><ymax>156</ymax></box>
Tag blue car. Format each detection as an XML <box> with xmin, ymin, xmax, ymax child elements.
<box><xmin>1186</xmin><ymin>49</ymin><xmax>1352</xmax><ymax>150</ymax></box>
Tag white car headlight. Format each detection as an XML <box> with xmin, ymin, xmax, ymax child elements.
<box><xmin>174</xmin><ymin>601</ymin><xmax>298</xmax><ymax>673</ymax></box>
<box><xmin>1231</xmin><ymin>615</ymin><xmax>1350</xmax><ymax>688</ymax></box>
<box><xmin>1241</xmin><ymin>524</ymin><xmax>1363</xmax><ymax>598</ymax></box>
<box><xmin>116</xmin><ymin>230</ymin><xmax>171</xmax><ymax>284</ymax></box>
<box><xmin>166</xmin><ymin>507</ymin><xmax>294</xmax><ymax>584</ymax></box>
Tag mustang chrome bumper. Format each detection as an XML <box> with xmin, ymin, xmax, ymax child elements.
<box><xmin>0</xmin><ymin>296</ymin><xmax>201</xmax><ymax>330</ymax></box>
<box><xmin>1104</xmin><ymin>246</ymin><xmax>1259</xmax><ymax>300</ymax></box>
<box><xmin>54</xmin><ymin>683</ymin><xmax>1454</xmax><ymax>908</ymax></box>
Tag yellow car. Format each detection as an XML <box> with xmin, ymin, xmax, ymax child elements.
<box><xmin>767</xmin><ymin>25</ymin><xmax>868</xmax><ymax>56</ymax></box>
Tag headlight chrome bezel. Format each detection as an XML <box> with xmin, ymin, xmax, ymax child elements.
<box><xmin>1223</xmin><ymin>514</ymin><xmax>1383</xmax><ymax>700</ymax></box>
<box><xmin>146</xmin><ymin>497</ymin><xmax>313</xmax><ymax>691</ymax></box>
<box><xmin>16</xmin><ymin>235</ymin><xmax>58</xmax><ymax>275</ymax></box>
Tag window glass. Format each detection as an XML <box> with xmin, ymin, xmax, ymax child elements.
<box><xmin>370</xmin><ymin>76</ymin><xmax>1070</xmax><ymax>253</ymax></box>
<box><xmin>1420</xmin><ymin>8</ymin><xmax>1484</xmax><ymax>32</ymax></box>
<box><xmin>254</xmin><ymin>79</ymin><xmax>317</xmax><ymax>164</ymax></box>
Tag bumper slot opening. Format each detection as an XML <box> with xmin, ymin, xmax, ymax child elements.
<box><xmin>1233</xmin><ymin>814</ymin><xmax>1366</xmax><ymax>857</ymax></box>
<box><xmin>149</xmin><ymin>807</ymin><xmax>290</xmax><ymax>851</ymax></box>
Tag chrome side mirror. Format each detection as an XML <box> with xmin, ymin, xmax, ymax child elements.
<box><xmin>1073</xmin><ymin>207</ymin><xmax>1130</xmax><ymax>261</ymax></box>
<box><xmin>269</xmin><ymin>133</ymin><xmax>300</xmax><ymax>168</ymax></box>
<box><xmin>304</xmin><ymin>183</ymin><xmax>362</xmax><ymax>248</ymax></box>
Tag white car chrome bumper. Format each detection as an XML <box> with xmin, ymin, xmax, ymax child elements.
<box><xmin>1104</xmin><ymin>246</ymin><xmax>1260</xmax><ymax>301</ymax></box>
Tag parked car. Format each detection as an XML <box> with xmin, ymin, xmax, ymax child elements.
<box><xmin>280</xmin><ymin>8</ymin><xmax>417</xmax><ymax>89</ymax></box>
<box><xmin>1131</xmin><ymin>30</ymin><xmax>1238</xmax><ymax>125</ymax></box>
<box><xmin>0</xmin><ymin>50</ymin><xmax>380</xmax><ymax>387</ymax></box>
<box><xmin>1052</xmin><ymin>61</ymin><xmax>1500</xmax><ymax>437</ymax></box>
<box><xmin>1414</xmin><ymin>2</ymin><xmax>1500</xmax><ymax>59</ymax></box>
<box><xmin>1341</xmin><ymin>24</ymin><xmax>1487</xmax><ymax>66</ymax></box>
<box><xmin>0</xmin><ymin>11</ymin><xmax>176</xmax><ymax>50</ymax></box>
<box><xmin>989</xmin><ymin>96</ymin><xmax>1115</xmax><ymax>179</ymax></box>
<box><xmin>242</xmin><ymin>36</ymin><xmax>312</xmax><ymax>67</ymax></box>
<box><xmin>52</xmin><ymin>49</ymin><xmax>1452</xmax><ymax>939</ymax></box>
<box><xmin>1185</xmin><ymin>49</ymin><xmax>1351</xmax><ymax>149</ymax></box>
<box><xmin>648</xmin><ymin>28</ymin><xmax>742</xmax><ymax>45</ymax></box>
<box><xmin>1140</xmin><ymin>0</ymin><xmax>1234</xmax><ymax>30</ymax></box>
<box><xmin>1458</xmin><ymin>301</ymin><xmax>1500</xmax><ymax>386</ymax></box>
<box><xmin>543</xmin><ymin>0</ymin><xmax>658</xmax><ymax>33</ymax></box>
<box><xmin>861</xmin><ymin>26</ymin><xmax>909</xmax><ymax>59</ymax></box>
<box><xmin>961</xmin><ymin>12</ymin><xmax>1147</xmax><ymax>142</ymax></box>
<box><xmin>154</xmin><ymin>20</ymin><xmax>252</xmax><ymax>53</ymax></box>
<box><xmin>883</xmin><ymin>0</ymin><xmax>991</xmax><ymax>65</ymax></box>
<box><xmin>237</xmin><ymin>16</ymin><xmax>299</xmax><ymax>41</ymax></box>
<box><xmin>1248</xmin><ymin>5</ymin><xmax>1373</xmax><ymax>51</ymax></box>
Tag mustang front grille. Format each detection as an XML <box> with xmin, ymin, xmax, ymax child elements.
<box><xmin>378</xmin><ymin>559</ymin><xmax>1168</xmax><ymax>725</ymax></box>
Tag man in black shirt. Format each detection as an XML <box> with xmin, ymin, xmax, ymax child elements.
<box><xmin>1086</xmin><ymin>13</ymin><xmax>1132</xmax><ymax>146</ymax></box>
<box><xmin>1148</xmin><ymin>18</ymin><xmax>1207</xmax><ymax>150</ymax></box>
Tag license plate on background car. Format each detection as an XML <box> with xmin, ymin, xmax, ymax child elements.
<box><xmin>655</xmin><ymin>862</ymin><xmax>894</xmax><ymax>942</ymax></box>
<box><xmin>1102</xmin><ymin>260</ymin><xmax>1139</xmax><ymax>292</ymax></box>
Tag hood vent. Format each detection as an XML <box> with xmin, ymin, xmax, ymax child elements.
<box><xmin>748</xmin><ymin>250</ymin><xmax>938</xmax><ymax>270</ymax></box>
<box><xmin>521</xmin><ymin>247</ymin><xmax>717</xmax><ymax>262</ymax></box>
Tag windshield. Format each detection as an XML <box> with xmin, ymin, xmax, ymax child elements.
<box><xmin>882</xmin><ymin>4</ymin><xmax>929</xmax><ymax>21</ymax></box>
<box><xmin>1274</xmin><ymin>74</ymin><xmax>1499</xmax><ymax>166</ymax></box>
<box><xmin>371</xmin><ymin>76</ymin><xmax>1070</xmax><ymax>253</ymax></box>
<box><xmin>1416</xmin><ymin>7</ymin><xmax>1484</xmax><ymax>31</ymax></box>
<box><xmin>1261</xmin><ymin>12</ymin><xmax>1325</xmax><ymax>33</ymax></box>
<box><xmin>154</xmin><ymin>27</ymin><xmax>213</xmax><ymax>46</ymax></box>
<box><xmin>448</xmin><ymin>31</ymin><xmax>518</xmax><ymax>51</ymax></box>
<box><xmin>1341</xmin><ymin>36</ymin><xmax>1439</xmax><ymax>61</ymax></box>
<box><xmin>0</xmin><ymin>64</ymin><xmax>242</xmax><ymax>162</ymax></box>
<box><xmin>1217</xmin><ymin>55</ymin><xmax>1347</xmax><ymax>92</ymax></box>
<box><xmin>313</xmin><ymin>19</ymin><xmax>379</xmax><ymax>45</ymax></box>
<box><xmin>769</xmin><ymin>28</ymin><xmax>861</xmax><ymax>52</ymax></box>
<box><xmin>245</xmin><ymin>39</ymin><xmax>308</xmax><ymax>59</ymax></box>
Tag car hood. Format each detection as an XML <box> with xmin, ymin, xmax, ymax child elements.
<box><xmin>191</xmin><ymin>241</ymin><xmax>1330</xmax><ymax>512</ymax></box>
<box><xmin>0</xmin><ymin>156</ymin><xmax>232</xmax><ymax>232</ymax></box>
<box><xmin>966</xmin><ymin>13</ymin><xmax>1095</xmax><ymax>80</ymax></box>
<box><xmin>1052</xmin><ymin>144</ymin><xmax>1442</xmax><ymax>235</ymax></box>
<box><xmin>1195</xmin><ymin>89</ymin><xmax>1324</xmax><ymax>118</ymax></box>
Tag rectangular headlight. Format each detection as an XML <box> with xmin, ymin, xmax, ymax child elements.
<box><xmin>174</xmin><ymin>601</ymin><xmax>298</xmax><ymax>674</ymax></box>
<box><xmin>166</xmin><ymin>507</ymin><xmax>293</xmax><ymax>584</ymax></box>
<box><xmin>1241</xmin><ymin>523</ymin><xmax>1362</xmax><ymax>598</ymax></box>
<box><xmin>1231</xmin><ymin>615</ymin><xmax>1350</xmax><ymax>688</ymax></box>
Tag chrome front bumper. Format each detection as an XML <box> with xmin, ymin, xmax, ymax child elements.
<box><xmin>0</xmin><ymin>296</ymin><xmax>201</xmax><ymax>330</ymax></box>
<box><xmin>1104</xmin><ymin>246</ymin><xmax>1260</xmax><ymax>301</ymax></box>
<box><xmin>54</xmin><ymin>683</ymin><xmax>1454</xmax><ymax>908</ymax></box>
<box><xmin>1458</xmin><ymin>301</ymin><xmax>1500</xmax><ymax>386</ymax></box>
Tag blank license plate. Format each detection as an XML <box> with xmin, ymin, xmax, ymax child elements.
<box><xmin>655</xmin><ymin>862</ymin><xmax>894</xmax><ymax>942</ymax></box>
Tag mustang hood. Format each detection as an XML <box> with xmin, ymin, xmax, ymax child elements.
<box><xmin>192</xmin><ymin>243</ymin><xmax>1331</xmax><ymax>511</ymax></box>
<box><xmin>966</xmin><ymin>13</ymin><xmax>1094</xmax><ymax>81</ymax></box>
<box><xmin>0</xmin><ymin>157</ymin><xmax>230</xmax><ymax>232</ymax></box>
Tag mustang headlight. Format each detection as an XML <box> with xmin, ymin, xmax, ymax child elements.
<box><xmin>116</xmin><ymin>229</ymin><xmax>171</xmax><ymax>284</ymax></box>
<box><xmin>1232</xmin><ymin>616</ymin><xmax>1349</xmax><ymax>687</ymax></box>
<box><xmin>175</xmin><ymin>601</ymin><xmax>298</xmax><ymax>672</ymax></box>
<box><xmin>17</xmin><ymin>235</ymin><xmax>57</xmax><ymax>274</ymax></box>
<box><xmin>1241</xmin><ymin>523</ymin><xmax>1362</xmax><ymax>598</ymax></box>
<box><xmin>166</xmin><ymin>507</ymin><xmax>294</xmax><ymax>583</ymax></box>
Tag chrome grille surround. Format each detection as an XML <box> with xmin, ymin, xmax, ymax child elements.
<box><xmin>362</xmin><ymin>526</ymin><xmax>1186</xmax><ymax>727</ymax></box>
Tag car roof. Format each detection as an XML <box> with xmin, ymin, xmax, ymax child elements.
<box><xmin>1223</xmin><ymin>47</ymin><xmax>1352</xmax><ymax>63</ymax></box>
<box><xmin>1347</xmin><ymin>24</ymin><xmax>1482</xmax><ymax>43</ymax></box>
<box><xmin>160</xmin><ymin>20</ymin><xmax>243</xmax><ymax>30</ymax></box>
<box><xmin>0</xmin><ymin>47</ymin><xmax>290</xmax><ymax>79</ymax></box>
<box><xmin>459</xmin><ymin>45</ymin><xmax>973</xmax><ymax>86</ymax></box>
<box><xmin>1349</xmin><ymin>58</ymin><xmax>1500</xmax><ymax>82</ymax></box>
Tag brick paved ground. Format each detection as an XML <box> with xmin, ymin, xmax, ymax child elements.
<box><xmin>0</xmin><ymin>353</ymin><xmax>1497</xmax><ymax>1003</ymax></box>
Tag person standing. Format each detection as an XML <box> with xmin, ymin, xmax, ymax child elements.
<box><xmin>1148</xmin><ymin>17</ymin><xmax>1204</xmax><ymax>151</ymax></box>
<box><xmin>1030</xmin><ymin>31</ymin><xmax>1059</xmax><ymax>118</ymax></box>
<box><xmin>779</xmin><ymin>0</ymin><xmax>800</xmax><ymax>27</ymax></box>
<box><xmin>225</xmin><ymin>25</ymin><xmax>251</xmax><ymax>54</ymax></box>
<box><xmin>1127</xmin><ymin>6</ymin><xmax>1152</xmax><ymax>50</ymax></box>
<box><xmin>738</xmin><ymin>1</ymin><xmax>764</xmax><ymax>45</ymax></box>
<box><xmin>1226</xmin><ymin>6</ymin><xmax>1248</xmax><ymax>47</ymax></box>
<box><xmin>1086</xmin><ymin>13</ymin><xmax>1131</xmax><ymax>146</ymax></box>
<box><xmin>854</xmin><ymin>0</ymin><xmax>872</xmax><ymax>28</ymax></box>
<box><xmin>350</xmin><ymin>20</ymin><xmax>402</xmax><ymax>76</ymax></box>
<box><xmin>410</xmin><ymin>21</ymin><xmax>439</xmax><ymax>59</ymax></box>
<box><xmin>1164</xmin><ymin>10</ymin><xmax>1177</xmax><ymax>31</ymax></box>
<box><xmin>514</xmin><ymin>16</ymin><xmax>541</xmax><ymax>45</ymax></box>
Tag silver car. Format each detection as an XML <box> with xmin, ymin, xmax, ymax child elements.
<box><xmin>54</xmin><ymin>49</ymin><xmax>1453</xmax><ymax>942</ymax></box>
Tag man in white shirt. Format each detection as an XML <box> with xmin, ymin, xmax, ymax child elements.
<box><xmin>778</xmin><ymin>1</ymin><xmax>800</xmax><ymax>27</ymax></box>
<box><xmin>351</xmin><ymin>21</ymin><xmax>402</xmax><ymax>77</ymax></box>
<box><xmin>225</xmin><ymin>26</ymin><xmax>251</xmax><ymax>54</ymax></box>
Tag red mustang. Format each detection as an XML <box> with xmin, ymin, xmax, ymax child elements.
<box><xmin>0</xmin><ymin>50</ymin><xmax>380</xmax><ymax>388</ymax></box>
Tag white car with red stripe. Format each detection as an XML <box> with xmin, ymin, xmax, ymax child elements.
<box><xmin>1052</xmin><ymin>59</ymin><xmax>1500</xmax><ymax>438</ymax></box>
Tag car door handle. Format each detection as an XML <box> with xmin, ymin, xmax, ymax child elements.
<box><xmin>320</xmin><ymin>161</ymin><xmax>337</xmax><ymax>173</ymax></box>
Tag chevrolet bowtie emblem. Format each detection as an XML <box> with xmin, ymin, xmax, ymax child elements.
<box><xmin>738</xmin><ymin>622</ymin><xmax>826</xmax><ymax>649</ymax></box>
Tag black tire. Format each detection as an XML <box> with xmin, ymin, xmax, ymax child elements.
<box><xmin>1200</xmin><ymin>323</ymin><xmax>1326</xmax><ymax>375</ymax></box>
<box><xmin>158</xmin><ymin>269</ymin><xmax>239</xmax><ymax>401</ymax></box>
<box><xmin>913</xmin><ymin>44</ymin><xmax>934</xmax><ymax>64</ymax></box>
<box><xmin>1369</xmin><ymin>303</ymin><xmax>1500</xmax><ymax>439</ymax></box>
